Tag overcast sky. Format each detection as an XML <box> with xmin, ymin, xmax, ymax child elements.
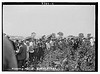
<box><xmin>3</xmin><ymin>5</ymin><xmax>95</xmax><ymax>38</ymax></box>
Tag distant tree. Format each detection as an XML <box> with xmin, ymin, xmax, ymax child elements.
<box><xmin>78</xmin><ymin>33</ymin><xmax>84</xmax><ymax>38</ymax></box>
<box><xmin>31</xmin><ymin>32</ymin><xmax>36</xmax><ymax>38</ymax></box>
<box><xmin>51</xmin><ymin>33</ymin><xmax>56</xmax><ymax>38</ymax></box>
<box><xmin>87</xmin><ymin>33</ymin><xmax>91</xmax><ymax>38</ymax></box>
<box><xmin>57</xmin><ymin>32</ymin><xmax>63</xmax><ymax>37</ymax></box>
<box><xmin>42</xmin><ymin>35</ymin><xmax>46</xmax><ymax>41</ymax></box>
<box><xmin>57</xmin><ymin>32</ymin><xmax>64</xmax><ymax>40</ymax></box>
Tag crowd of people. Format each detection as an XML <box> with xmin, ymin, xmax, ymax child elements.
<box><xmin>3</xmin><ymin>32</ymin><xmax>95</xmax><ymax>71</ymax></box>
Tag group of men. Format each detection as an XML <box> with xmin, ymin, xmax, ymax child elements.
<box><xmin>3</xmin><ymin>32</ymin><xmax>95</xmax><ymax>71</ymax></box>
<box><xmin>3</xmin><ymin>34</ymin><xmax>47</xmax><ymax>71</ymax></box>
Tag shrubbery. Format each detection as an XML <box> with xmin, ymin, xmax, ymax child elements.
<box><xmin>38</xmin><ymin>37</ymin><xmax>95</xmax><ymax>71</ymax></box>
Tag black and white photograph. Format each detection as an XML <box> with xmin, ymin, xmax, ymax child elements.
<box><xmin>2</xmin><ymin>2</ymin><xmax>98</xmax><ymax>72</ymax></box>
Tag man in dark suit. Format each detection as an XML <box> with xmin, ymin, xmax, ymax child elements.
<box><xmin>16</xmin><ymin>42</ymin><xmax>27</xmax><ymax>68</ymax></box>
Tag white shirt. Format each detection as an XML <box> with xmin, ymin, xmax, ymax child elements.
<box><xmin>29</xmin><ymin>42</ymin><xmax>33</xmax><ymax>46</ymax></box>
<box><xmin>46</xmin><ymin>42</ymin><xmax>50</xmax><ymax>50</ymax></box>
<box><xmin>50</xmin><ymin>40</ymin><xmax>54</xmax><ymax>46</ymax></box>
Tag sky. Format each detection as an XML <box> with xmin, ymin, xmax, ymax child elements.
<box><xmin>3</xmin><ymin>5</ymin><xmax>95</xmax><ymax>38</ymax></box>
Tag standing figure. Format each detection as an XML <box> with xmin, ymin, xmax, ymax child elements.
<box><xmin>16</xmin><ymin>41</ymin><xmax>27</xmax><ymax>69</ymax></box>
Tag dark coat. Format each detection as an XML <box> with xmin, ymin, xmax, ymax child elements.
<box><xmin>3</xmin><ymin>36</ymin><xmax>18</xmax><ymax>70</ymax></box>
<box><xmin>17</xmin><ymin>44</ymin><xmax>27</xmax><ymax>61</ymax></box>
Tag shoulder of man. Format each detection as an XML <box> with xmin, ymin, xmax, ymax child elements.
<box><xmin>3</xmin><ymin>36</ymin><xmax>18</xmax><ymax>70</ymax></box>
